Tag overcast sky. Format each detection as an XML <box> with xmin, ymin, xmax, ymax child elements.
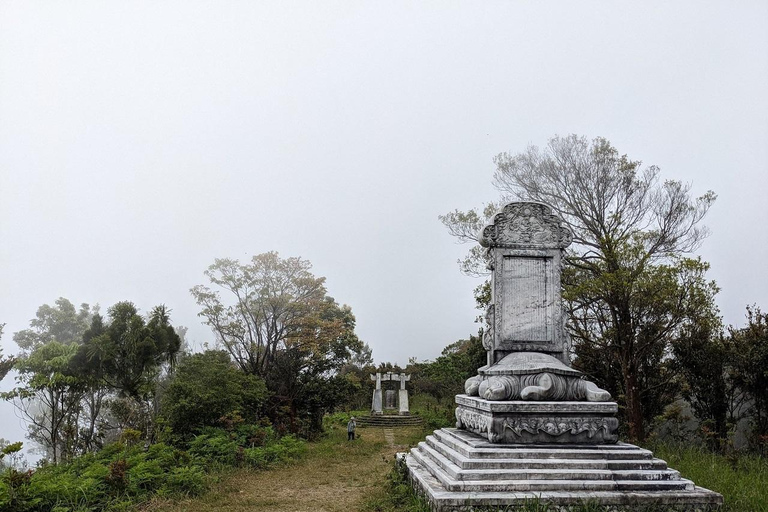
<box><xmin>1</xmin><ymin>1</ymin><xmax>767</xmax><ymax>448</ymax></box>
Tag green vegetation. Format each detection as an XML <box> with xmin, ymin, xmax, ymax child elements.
<box><xmin>0</xmin><ymin>425</ymin><xmax>304</xmax><ymax>512</ymax></box>
<box><xmin>150</xmin><ymin>417</ymin><xmax>422</xmax><ymax>512</ymax></box>
<box><xmin>190</xmin><ymin>252</ymin><xmax>371</xmax><ymax>437</ymax></box>
<box><xmin>160</xmin><ymin>350</ymin><xmax>269</xmax><ymax>444</ymax></box>
<box><xmin>650</xmin><ymin>442</ymin><xmax>768</xmax><ymax>512</ymax></box>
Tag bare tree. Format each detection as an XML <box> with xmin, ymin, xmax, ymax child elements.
<box><xmin>191</xmin><ymin>252</ymin><xmax>328</xmax><ymax>376</ymax></box>
<box><xmin>442</xmin><ymin>135</ymin><xmax>717</xmax><ymax>441</ymax></box>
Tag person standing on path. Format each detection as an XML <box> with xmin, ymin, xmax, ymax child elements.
<box><xmin>347</xmin><ymin>416</ymin><xmax>356</xmax><ymax>441</ymax></box>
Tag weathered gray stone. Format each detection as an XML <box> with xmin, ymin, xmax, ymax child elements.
<box><xmin>463</xmin><ymin>203</ymin><xmax>611</xmax><ymax>405</ymax></box>
<box><xmin>406</xmin><ymin>201</ymin><xmax>722</xmax><ymax>509</ymax></box>
<box><xmin>385</xmin><ymin>389</ymin><xmax>397</xmax><ymax>410</ymax></box>
<box><xmin>370</xmin><ymin>372</ymin><xmax>383</xmax><ymax>415</ymax></box>
<box><xmin>371</xmin><ymin>371</ymin><xmax>412</xmax><ymax>415</ymax></box>
<box><xmin>405</xmin><ymin>428</ymin><xmax>723</xmax><ymax>510</ymax></box>
<box><xmin>399</xmin><ymin>389</ymin><xmax>410</xmax><ymax>415</ymax></box>
<box><xmin>455</xmin><ymin>395</ymin><xmax>619</xmax><ymax>445</ymax></box>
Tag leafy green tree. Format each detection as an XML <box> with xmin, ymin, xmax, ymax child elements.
<box><xmin>3</xmin><ymin>298</ymin><xmax>93</xmax><ymax>463</ymax></box>
<box><xmin>0</xmin><ymin>324</ymin><xmax>16</xmax><ymax>382</ymax></box>
<box><xmin>441</xmin><ymin>135</ymin><xmax>716</xmax><ymax>441</ymax></box>
<box><xmin>411</xmin><ymin>333</ymin><xmax>486</xmax><ymax>405</ymax></box>
<box><xmin>264</xmin><ymin>297</ymin><xmax>366</xmax><ymax>435</ymax></box>
<box><xmin>160</xmin><ymin>350</ymin><xmax>268</xmax><ymax>442</ymax></box>
<box><xmin>728</xmin><ymin>306</ymin><xmax>768</xmax><ymax>449</ymax></box>
<box><xmin>75</xmin><ymin>302</ymin><xmax>181</xmax><ymax>444</ymax></box>
<box><xmin>80</xmin><ymin>302</ymin><xmax>181</xmax><ymax>401</ymax></box>
<box><xmin>3</xmin><ymin>341</ymin><xmax>83</xmax><ymax>463</ymax></box>
<box><xmin>192</xmin><ymin>253</ymin><xmax>366</xmax><ymax>435</ymax></box>
<box><xmin>68</xmin><ymin>314</ymin><xmax>110</xmax><ymax>453</ymax></box>
<box><xmin>13</xmin><ymin>298</ymin><xmax>92</xmax><ymax>353</ymax></box>
<box><xmin>671</xmin><ymin>298</ymin><xmax>746</xmax><ymax>449</ymax></box>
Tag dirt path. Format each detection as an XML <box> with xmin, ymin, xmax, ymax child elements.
<box><xmin>149</xmin><ymin>424</ymin><xmax>423</xmax><ymax>512</ymax></box>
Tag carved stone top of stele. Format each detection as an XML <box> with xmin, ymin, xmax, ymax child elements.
<box><xmin>480</xmin><ymin>202</ymin><xmax>572</xmax><ymax>250</ymax></box>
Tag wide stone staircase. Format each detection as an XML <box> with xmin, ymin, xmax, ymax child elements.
<box><xmin>406</xmin><ymin>428</ymin><xmax>722</xmax><ymax>510</ymax></box>
<box><xmin>356</xmin><ymin>414</ymin><xmax>424</xmax><ymax>428</ymax></box>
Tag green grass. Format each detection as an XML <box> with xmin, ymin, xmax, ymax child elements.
<box><xmin>649</xmin><ymin>443</ymin><xmax>768</xmax><ymax>512</ymax></box>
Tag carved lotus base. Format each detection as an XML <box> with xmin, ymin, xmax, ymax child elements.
<box><xmin>455</xmin><ymin>394</ymin><xmax>619</xmax><ymax>445</ymax></box>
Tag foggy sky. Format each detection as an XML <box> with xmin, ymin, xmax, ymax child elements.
<box><xmin>1</xmin><ymin>1</ymin><xmax>767</xmax><ymax>449</ymax></box>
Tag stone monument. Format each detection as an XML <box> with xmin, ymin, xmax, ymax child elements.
<box><xmin>370</xmin><ymin>372</ymin><xmax>383</xmax><ymax>415</ymax></box>
<box><xmin>398</xmin><ymin>373</ymin><xmax>411</xmax><ymax>416</ymax></box>
<box><xmin>371</xmin><ymin>371</ymin><xmax>412</xmax><ymax>416</ymax></box>
<box><xmin>406</xmin><ymin>201</ymin><xmax>723</xmax><ymax>510</ymax></box>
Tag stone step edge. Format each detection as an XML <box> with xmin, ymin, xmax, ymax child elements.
<box><xmin>425</xmin><ymin>434</ymin><xmax>668</xmax><ymax>471</ymax></box>
<box><xmin>428</xmin><ymin>436</ymin><xmax>669</xmax><ymax>472</ymax></box>
<box><xmin>418</xmin><ymin>440</ymin><xmax>674</xmax><ymax>482</ymax></box>
<box><xmin>409</xmin><ymin>449</ymin><xmax>693</xmax><ymax>493</ymax></box>
<box><xmin>406</xmin><ymin>454</ymin><xmax>721</xmax><ymax>508</ymax></box>
<box><xmin>442</xmin><ymin>428</ymin><xmax>644</xmax><ymax>451</ymax></box>
<box><xmin>407</xmin><ymin>455</ymin><xmax>722</xmax><ymax>510</ymax></box>
<box><xmin>432</xmin><ymin>429</ymin><xmax>653</xmax><ymax>461</ymax></box>
<box><xmin>426</xmin><ymin>436</ymin><xmax>680</xmax><ymax>480</ymax></box>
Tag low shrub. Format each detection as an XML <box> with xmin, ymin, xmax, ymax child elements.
<box><xmin>0</xmin><ymin>423</ymin><xmax>304</xmax><ymax>512</ymax></box>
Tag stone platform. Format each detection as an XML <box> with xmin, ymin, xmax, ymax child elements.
<box><xmin>455</xmin><ymin>395</ymin><xmax>620</xmax><ymax>444</ymax></box>
<box><xmin>406</xmin><ymin>428</ymin><xmax>723</xmax><ymax>511</ymax></box>
<box><xmin>407</xmin><ymin>428</ymin><xmax>723</xmax><ymax>510</ymax></box>
<box><xmin>356</xmin><ymin>414</ymin><xmax>423</xmax><ymax>428</ymax></box>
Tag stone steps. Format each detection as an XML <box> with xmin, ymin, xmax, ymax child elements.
<box><xmin>426</xmin><ymin>434</ymin><xmax>668</xmax><ymax>471</ymax></box>
<box><xmin>355</xmin><ymin>415</ymin><xmax>423</xmax><ymax>427</ymax></box>
<box><xmin>432</xmin><ymin>428</ymin><xmax>653</xmax><ymax>461</ymax></box>
<box><xmin>426</xmin><ymin>436</ymin><xmax>667</xmax><ymax>472</ymax></box>
<box><xmin>410</xmin><ymin>445</ymin><xmax>690</xmax><ymax>492</ymax></box>
<box><xmin>406</xmin><ymin>428</ymin><xmax>723</xmax><ymax>510</ymax></box>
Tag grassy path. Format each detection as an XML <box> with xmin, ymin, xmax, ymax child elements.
<box><xmin>146</xmin><ymin>423</ymin><xmax>425</xmax><ymax>512</ymax></box>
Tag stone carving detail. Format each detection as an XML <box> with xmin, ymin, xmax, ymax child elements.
<box><xmin>456</xmin><ymin>409</ymin><xmax>490</xmax><ymax>435</ymax></box>
<box><xmin>482</xmin><ymin>304</ymin><xmax>494</xmax><ymax>351</ymax></box>
<box><xmin>468</xmin><ymin>372</ymin><xmax>611</xmax><ymax>402</ymax></box>
<box><xmin>465</xmin><ymin>352</ymin><xmax>611</xmax><ymax>402</ymax></box>
<box><xmin>480</xmin><ymin>202</ymin><xmax>572</xmax><ymax>249</ymax></box>
<box><xmin>502</xmin><ymin>417</ymin><xmax>615</xmax><ymax>440</ymax></box>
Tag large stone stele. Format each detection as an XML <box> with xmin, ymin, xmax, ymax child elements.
<box><xmin>405</xmin><ymin>201</ymin><xmax>722</xmax><ymax>510</ymax></box>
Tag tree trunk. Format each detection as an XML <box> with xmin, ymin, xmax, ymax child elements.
<box><xmin>624</xmin><ymin>367</ymin><xmax>645</xmax><ymax>442</ymax></box>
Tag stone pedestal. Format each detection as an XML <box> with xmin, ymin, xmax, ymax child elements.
<box><xmin>455</xmin><ymin>395</ymin><xmax>619</xmax><ymax>445</ymax></box>
<box><xmin>406</xmin><ymin>428</ymin><xmax>723</xmax><ymax>511</ymax></box>
<box><xmin>399</xmin><ymin>389</ymin><xmax>410</xmax><ymax>416</ymax></box>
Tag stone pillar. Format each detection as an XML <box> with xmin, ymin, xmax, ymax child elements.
<box><xmin>370</xmin><ymin>373</ymin><xmax>383</xmax><ymax>415</ymax></box>
<box><xmin>398</xmin><ymin>373</ymin><xmax>411</xmax><ymax>415</ymax></box>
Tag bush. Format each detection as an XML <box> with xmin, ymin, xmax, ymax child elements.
<box><xmin>163</xmin><ymin>465</ymin><xmax>206</xmax><ymax>496</ymax></box>
<box><xmin>0</xmin><ymin>421</ymin><xmax>304</xmax><ymax>512</ymax></box>
<box><xmin>188</xmin><ymin>431</ymin><xmax>240</xmax><ymax>467</ymax></box>
<box><xmin>160</xmin><ymin>350</ymin><xmax>269</xmax><ymax>442</ymax></box>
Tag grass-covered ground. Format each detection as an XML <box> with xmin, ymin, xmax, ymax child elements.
<box><xmin>649</xmin><ymin>443</ymin><xmax>768</xmax><ymax>512</ymax></box>
<box><xmin>146</xmin><ymin>414</ymin><xmax>426</xmax><ymax>512</ymax></box>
